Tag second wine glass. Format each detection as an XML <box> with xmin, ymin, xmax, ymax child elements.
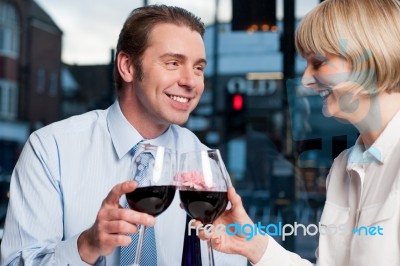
<box><xmin>177</xmin><ymin>149</ymin><xmax>230</xmax><ymax>266</ymax></box>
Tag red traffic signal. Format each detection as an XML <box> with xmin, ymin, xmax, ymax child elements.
<box><xmin>232</xmin><ymin>93</ymin><xmax>244</xmax><ymax>111</ymax></box>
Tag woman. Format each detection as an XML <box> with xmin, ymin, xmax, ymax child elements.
<box><xmin>196</xmin><ymin>0</ymin><xmax>400</xmax><ymax>265</ymax></box>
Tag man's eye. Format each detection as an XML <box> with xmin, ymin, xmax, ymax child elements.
<box><xmin>195</xmin><ymin>66</ymin><xmax>205</xmax><ymax>72</ymax></box>
<box><xmin>166</xmin><ymin>61</ymin><xmax>179</xmax><ymax>67</ymax></box>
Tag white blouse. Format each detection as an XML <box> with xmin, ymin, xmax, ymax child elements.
<box><xmin>256</xmin><ymin>110</ymin><xmax>400</xmax><ymax>266</ymax></box>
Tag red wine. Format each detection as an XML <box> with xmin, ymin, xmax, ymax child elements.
<box><xmin>180</xmin><ymin>190</ymin><xmax>228</xmax><ymax>224</ymax></box>
<box><xmin>126</xmin><ymin>185</ymin><xmax>176</xmax><ymax>217</ymax></box>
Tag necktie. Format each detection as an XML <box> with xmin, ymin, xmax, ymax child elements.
<box><xmin>181</xmin><ymin>215</ymin><xmax>202</xmax><ymax>266</ymax></box>
<box><xmin>120</xmin><ymin>145</ymin><xmax>157</xmax><ymax>266</ymax></box>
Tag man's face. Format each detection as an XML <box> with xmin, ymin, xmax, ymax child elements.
<box><xmin>132</xmin><ymin>23</ymin><xmax>206</xmax><ymax>127</ymax></box>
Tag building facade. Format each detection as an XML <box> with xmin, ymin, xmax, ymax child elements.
<box><xmin>0</xmin><ymin>0</ymin><xmax>62</xmax><ymax>175</ymax></box>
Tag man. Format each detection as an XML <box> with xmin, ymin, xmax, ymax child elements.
<box><xmin>0</xmin><ymin>5</ymin><xmax>246</xmax><ymax>265</ymax></box>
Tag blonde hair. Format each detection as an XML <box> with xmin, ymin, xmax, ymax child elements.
<box><xmin>296</xmin><ymin>0</ymin><xmax>400</xmax><ymax>95</ymax></box>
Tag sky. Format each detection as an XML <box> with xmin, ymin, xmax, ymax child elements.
<box><xmin>34</xmin><ymin>0</ymin><xmax>319</xmax><ymax>65</ymax></box>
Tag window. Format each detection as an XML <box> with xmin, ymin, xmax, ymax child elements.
<box><xmin>0</xmin><ymin>2</ymin><xmax>20</xmax><ymax>58</ymax></box>
<box><xmin>0</xmin><ymin>79</ymin><xmax>18</xmax><ymax>119</ymax></box>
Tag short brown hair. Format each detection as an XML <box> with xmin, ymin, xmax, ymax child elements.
<box><xmin>113</xmin><ymin>4</ymin><xmax>205</xmax><ymax>92</ymax></box>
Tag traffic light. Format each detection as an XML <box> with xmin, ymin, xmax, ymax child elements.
<box><xmin>226</xmin><ymin>93</ymin><xmax>246</xmax><ymax>136</ymax></box>
<box><xmin>228</xmin><ymin>93</ymin><xmax>246</xmax><ymax>113</ymax></box>
<box><xmin>232</xmin><ymin>93</ymin><xmax>244</xmax><ymax>111</ymax></box>
<box><xmin>232</xmin><ymin>0</ymin><xmax>277</xmax><ymax>32</ymax></box>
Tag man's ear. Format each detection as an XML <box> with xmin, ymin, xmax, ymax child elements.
<box><xmin>117</xmin><ymin>51</ymin><xmax>135</xmax><ymax>82</ymax></box>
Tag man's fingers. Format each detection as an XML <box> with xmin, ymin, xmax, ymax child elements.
<box><xmin>98</xmin><ymin>233</ymin><xmax>132</xmax><ymax>248</ymax></box>
<box><xmin>100</xmin><ymin>208</ymin><xmax>156</xmax><ymax>227</ymax></box>
<box><xmin>103</xmin><ymin>181</ymin><xmax>137</xmax><ymax>205</ymax></box>
<box><xmin>138</xmin><ymin>213</ymin><xmax>156</xmax><ymax>227</ymax></box>
<box><xmin>121</xmin><ymin>208</ymin><xmax>155</xmax><ymax>227</ymax></box>
<box><xmin>103</xmin><ymin>220</ymin><xmax>140</xmax><ymax>235</ymax></box>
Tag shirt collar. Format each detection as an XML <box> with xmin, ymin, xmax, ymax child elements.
<box><xmin>348</xmin><ymin>109</ymin><xmax>400</xmax><ymax>167</ymax></box>
<box><xmin>107</xmin><ymin>99</ymin><xmax>175</xmax><ymax>159</ymax></box>
<box><xmin>107</xmin><ymin>100</ymin><xmax>143</xmax><ymax>159</ymax></box>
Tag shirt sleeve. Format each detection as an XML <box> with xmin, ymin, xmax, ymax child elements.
<box><xmin>252</xmin><ymin>236</ymin><xmax>315</xmax><ymax>266</ymax></box>
<box><xmin>0</xmin><ymin>132</ymin><xmax>102</xmax><ymax>266</ymax></box>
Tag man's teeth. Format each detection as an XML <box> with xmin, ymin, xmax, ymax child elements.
<box><xmin>170</xmin><ymin>95</ymin><xmax>189</xmax><ymax>103</ymax></box>
<box><xmin>319</xmin><ymin>90</ymin><xmax>331</xmax><ymax>98</ymax></box>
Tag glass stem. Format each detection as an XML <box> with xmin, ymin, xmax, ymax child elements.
<box><xmin>133</xmin><ymin>225</ymin><xmax>146</xmax><ymax>266</ymax></box>
<box><xmin>207</xmin><ymin>239</ymin><xmax>215</xmax><ymax>266</ymax></box>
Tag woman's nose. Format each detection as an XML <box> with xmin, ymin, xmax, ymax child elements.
<box><xmin>302</xmin><ymin>67</ymin><xmax>317</xmax><ymax>89</ymax></box>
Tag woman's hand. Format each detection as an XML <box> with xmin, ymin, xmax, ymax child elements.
<box><xmin>194</xmin><ymin>187</ymin><xmax>269</xmax><ymax>264</ymax></box>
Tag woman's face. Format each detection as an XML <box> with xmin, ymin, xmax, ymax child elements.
<box><xmin>302</xmin><ymin>53</ymin><xmax>370</xmax><ymax>123</ymax></box>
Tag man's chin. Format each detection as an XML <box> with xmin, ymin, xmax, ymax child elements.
<box><xmin>170</xmin><ymin>116</ymin><xmax>189</xmax><ymax>126</ymax></box>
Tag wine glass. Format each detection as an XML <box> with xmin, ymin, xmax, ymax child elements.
<box><xmin>177</xmin><ymin>149</ymin><xmax>230</xmax><ymax>266</ymax></box>
<box><xmin>125</xmin><ymin>143</ymin><xmax>176</xmax><ymax>266</ymax></box>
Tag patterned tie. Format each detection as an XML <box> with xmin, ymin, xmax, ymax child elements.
<box><xmin>120</xmin><ymin>145</ymin><xmax>157</xmax><ymax>266</ymax></box>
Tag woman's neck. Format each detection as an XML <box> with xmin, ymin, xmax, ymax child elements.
<box><xmin>355</xmin><ymin>92</ymin><xmax>400</xmax><ymax>147</ymax></box>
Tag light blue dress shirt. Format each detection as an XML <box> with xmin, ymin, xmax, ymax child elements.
<box><xmin>0</xmin><ymin>100</ymin><xmax>246</xmax><ymax>266</ymax></box>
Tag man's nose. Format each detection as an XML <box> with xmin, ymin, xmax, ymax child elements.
<box><xmin>178</xmin><ymin>67</ymin><xmax>196</xmax><ymax>89</ymax></box>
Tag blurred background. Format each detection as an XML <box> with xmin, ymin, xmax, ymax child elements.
<box><xmin>0</xmin><ymin>0</ymin><xmax>359</xmax><ymax>261</ymax></box>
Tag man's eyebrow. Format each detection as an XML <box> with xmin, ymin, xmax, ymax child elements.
<box><xmin>160</xmin><ymin>53</ymin><xmax>207</xmax><ymax>65</ymax></box>
<box><xmin>197</xmin><ymin>58</ymin><xmax>207</xmax><ymax>66</ymax></box>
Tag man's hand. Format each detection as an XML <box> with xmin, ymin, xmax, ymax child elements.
<box><xmin>77</xmin><ymin>181</ymin><xmax>155</xmax><ymax>264</ymax></box>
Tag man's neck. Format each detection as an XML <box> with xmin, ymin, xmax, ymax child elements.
<box><xmin>118</xmin><ymin>96</ymin><xmax>169</xmax><ymax>139</ymax></box>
